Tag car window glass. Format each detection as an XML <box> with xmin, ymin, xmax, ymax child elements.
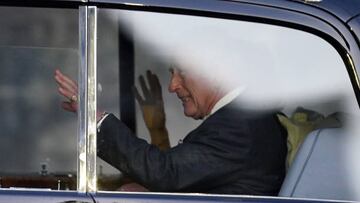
<box><xmin>0</xmin><ymin>6</ymin><xmax>78</xmax><ymax>190</ymax></box>
<box><xmin>96</xmin><ymin>9</ymin><xmax>360</xmax><ymax>200</ymax></box>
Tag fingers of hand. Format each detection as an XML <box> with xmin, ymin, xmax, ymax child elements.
<box><xmin>152</xmin><ymin>74</ymin><xmax>163</xmax><ymax>99</ymax></box>
<box><xmin>58</xmin><ymin>87</ymin><xmax>77</xmax><ymax>103</ymax></box>
<box><xmin>139</xmin><ymin>75</ymin><xmax>151</xmax><ymax>98</ymax></box>
<box><xmin>54</xmin><ymin>70</ymin><xmax>78</xmax><ymax>99</ymax></box>
<box><xmin>146</xmin><ymin>70</ymin><xmax>155</xmax><ymax>90</ymax></box>
<box><xmin>55</xmin><ymin>69</ymin><xmax>78</xmax><ymax>91</ymax></box>
<box><xmin>55</xmin><ymin>70</ymin><xmax>78</xmax><ymax>102</ymax></box>
<box><xmin>146</xmin><ymin>70</ymin><xmax>162</xmax><ymax>100</ymax></box>
<box><xmin>61</xmin><ymin>101</ymin><xmax>77</xmax><ymax>112</ymax></box>
<box><xmin>146</xmin><ymin>70</ymin><xmax>154</xmax><ymax>86</ymax></box>
<box><xmin>55</xmin><ymin>76</ymin><xmax>77</xmax><ymax>96</ymax></box>
<box><xmin>133</xmin><ymin>86</ymin><xmax>145</xmax><ymax>104</ymax></box>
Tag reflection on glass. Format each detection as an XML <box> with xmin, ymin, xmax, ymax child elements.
<box><xmin>96</xmin><ymin>8</ymin><xmax>360</xmax><ymax>200</ymax></box>
<box><xmin>0</xmin><ymin>7</ymin><xmax>78</xmax><ymax>190</ymax></box>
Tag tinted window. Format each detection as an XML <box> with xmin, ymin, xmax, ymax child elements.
<box><xmin>96</xmin><ymin>9</ymin><xmax>360</xmax><ymax>200</ymax></box>
<box><xmin>0</xmin><ymin>6</ymin><xmax>78</xmax><ymax>190</ymax></box>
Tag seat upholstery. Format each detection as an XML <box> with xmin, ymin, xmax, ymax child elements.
<box><xmin>278</xmin><ymin>128</ymin><xmax>358</xmax><ymax>201</ymax></box>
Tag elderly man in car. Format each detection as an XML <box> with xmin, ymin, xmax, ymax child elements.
<box><xmin>55</xmin><ymin>66</ymin><xmax>286</xmax><ymax>195</ymax></box>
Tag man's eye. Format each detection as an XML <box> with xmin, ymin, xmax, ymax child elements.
<box><xmin>179</xmin><ymin>70</ymin><xmax>186</xmax><ymax>77</ymax></box>
<box><xmin>169</xmin><ymin>66</ymin><xmax>187</xmax><ymax>78</ymax></box>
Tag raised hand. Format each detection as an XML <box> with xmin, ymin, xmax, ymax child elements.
<box><xmin>54</xmin><ymin>69</ymin><xmax>78</xmax><ymax>113</ymax></box>
<box><xmin>135</xmin><ymin>70</ymin><xmax>170</xmax><ymax>150</ymax></box>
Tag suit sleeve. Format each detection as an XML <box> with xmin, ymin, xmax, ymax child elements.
<box><xmin>97</xmin><ymin>114</ymin><xmax>252</xmax><ymax>192</ymax></box>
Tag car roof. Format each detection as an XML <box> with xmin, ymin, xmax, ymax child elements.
<box><xmin>229</xmin><ymin>0</ymin><xmax>360</xmax><ymax>22</ymax></box>
<box><xmin>89</xmin><ymin>0</ymin><xmax>360</xmax><ymax>22</ymax></box>
<box><xmin>5</xmin><ymin>0</ymin><xmax>360</xmax><ymax>22</ymax></box>
<box><xmin>311</xmin><ymin>0</ymin><xmax>360</xmax><ymax>21</ymax></box>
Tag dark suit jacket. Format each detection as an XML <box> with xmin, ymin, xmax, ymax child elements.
<box><xmin>97</xmin><ymin>100</ymin><xmax>287</xmax><ymax>195</ymax></box>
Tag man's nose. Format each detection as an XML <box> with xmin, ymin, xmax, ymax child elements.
<box><xmin>168</xmin><ymin>74</ymin><xmax>182</xmax><ymax>93</ymax></box>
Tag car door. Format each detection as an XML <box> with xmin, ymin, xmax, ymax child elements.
<box><xmin>90</xmin><ymin>0</ymin><xmax>360</xmax><ymax>202</ymax></box>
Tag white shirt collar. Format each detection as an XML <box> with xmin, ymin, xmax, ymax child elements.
<box><xmin>203</xmin><ymin>86</ymin><xmax>245</xmax><ymax>120</ymax></box>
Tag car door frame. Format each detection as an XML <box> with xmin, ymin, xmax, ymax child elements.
<box><xmin>89</xmin><ymin>0</ymin><xmax>360</xmax><ymax>202</ymax></box>
<box><xmin>0</xmin><ymin>0</ymin><xmax>359</xmax><ymax>202</ymax></box>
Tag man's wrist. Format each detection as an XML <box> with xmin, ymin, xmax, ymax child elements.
<box><xmin>97</xmin><ymin>111</ymin><xmax>109</xmax><ymax>131</ymax></box>
<box><xmin>149</xmin><ymin>128</ymin><xmax>168</xmax><ymax>140</ymax></box>
<box><xmin>148</xmin><ymin>126</ymin><xmax>167</xmax><ymax>132</ymax></box>
<box><xmin>97</xmin><ymin>111</ymin><xmax>106</xmax><ymax>122</ymax></box>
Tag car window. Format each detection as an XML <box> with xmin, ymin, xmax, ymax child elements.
<box><xmin>0</xmin><ymin>6</ymin><xmax>78</xmax><ymax>190</ymax></box>
<box><xmin>96</xmin><ymin>8</ymin><xmax>360</xmax><ymax>200</ymax></box>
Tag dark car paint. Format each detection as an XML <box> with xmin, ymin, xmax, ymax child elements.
<box><xmin>0</xmin><ymin>189</ymin><xmax>351</xmax><ymax>203</ymax></box>
<box><xmin>348</xmin><ymin>16</ymin><xmax>360</xmax><ymax>46</ymax></box>
<box><xmin>0</xmin><ymin>189</ymin><xmax>93</xmax><ymax>203</ymax></box>
<box><xmin>229</xmin><ymin>0</ymin><xmax>360</xmax><ymax>22</ymax></box>
<box><xmin>89</xmin><ymin>0</ymin><xmax>360</xmax><ymax>22</ymax></box>
<box><xmin>0</xmin><ymin>0</ymin><xmax>359</xmax><ymax>203</ymax></box>
<box><xmin>91</xmin><ymin>192</ymin><xmax>351</xmax><ymax>203</ymax></box>
<box><xmin>290</xmin><ymin>0</ymin><xmax>360</xmax><ymax>22</ymax></box>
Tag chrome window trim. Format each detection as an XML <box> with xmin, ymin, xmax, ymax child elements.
<box><xmin>78</xmin><ymin>5</ymin><xmax>88</xmax><ymax>192</ymax></box>
<box><xmin>78</xmin><ymin>5</ymin><xmax>97</xmax><ymax>192</ymax></box>
<box><xmin>87</xmin><ymin>6</ymin><xmax>98</xmax><ymax>193</ymax></box>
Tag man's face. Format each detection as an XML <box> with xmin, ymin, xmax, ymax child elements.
<box><xmin>168</xmin><ymin>68</ymin><xmax>218</xmax><ymax>119</ymax></box>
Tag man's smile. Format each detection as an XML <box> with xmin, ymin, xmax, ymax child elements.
<box><xmin>180</xmin><ymin>97</ymin><xmax>190</xmax><ymax>103</ymax></box>
<box><xmin>177</xmin><ymin>94</ymin><xmax>191</xmax><ymax>104</ymax></box>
